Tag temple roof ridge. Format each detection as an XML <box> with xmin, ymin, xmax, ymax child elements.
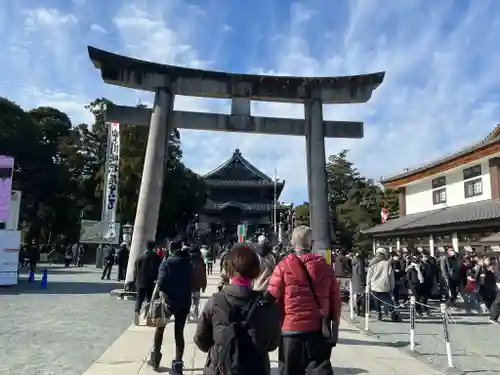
<box><xmin>202</xmin><ymin>149</ymin><xmax>273</xmax><ymax>182</ymax></box>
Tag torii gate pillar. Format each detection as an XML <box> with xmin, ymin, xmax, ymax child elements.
<box><xmin>124</xmin><ymin>88</ymin><xmax>174</xmax><ymax>284</ymax></box>
<box><xmin>305</xmin><ymin>97</ymin><xmax>331</xmax><ymax>254</ymax></box>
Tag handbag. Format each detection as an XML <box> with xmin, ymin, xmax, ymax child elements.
<box><xmin>296</xmin><ymin>256</ymin><xmax>338</xmax><ymax>346</ymax></box>
<box><xmin>141</xmin><ymin>283</ymin><xmax>172</xmax><ymax>328</ymax></box>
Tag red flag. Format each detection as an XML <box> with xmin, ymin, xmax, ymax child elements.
<box><xmin>381</xmin><ymin>208</ymin><xmax>388</xmax><ymax>223</ymax></box>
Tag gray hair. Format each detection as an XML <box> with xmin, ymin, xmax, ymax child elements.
<box><xmin>291</xmin><ymin>226</ymin><xmax>313</xmax><ymax>250</ymax></box>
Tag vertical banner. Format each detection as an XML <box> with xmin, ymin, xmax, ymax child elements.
<box><xmin>0</xmin><ymin>156</ymin><xmax>14</xmax><ymax>222</ymax></box>
<box><xmin>103</xmin><ymin>122</ymin><xmax>120</xmax><ymax>242</ymax></box>
<box><xmin>237</xmin><ymin>224</ymin><xmax>247</xmax><ymax>243</ymax></box>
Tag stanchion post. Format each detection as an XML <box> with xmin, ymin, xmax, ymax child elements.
<box><xmin>349</xmin><ymin>279</ymin><xmax>355</xmax><ymax>321</ymax></box>
<box><xmin>440</xmin><ymin>303</ymin><xmax>454</xmax><ymax>368</ymax></box>
<box><xmin>364</xmin><ymin>284</ymin><xmax>370</xmax><ymax>331</ymax></box>
<box><xmin>409</xmin><ymin>295</ymin><xmax>416</xmax><ymax>351</ymax></box>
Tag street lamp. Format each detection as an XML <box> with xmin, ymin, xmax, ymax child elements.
<box><xmin>120</xmin><ymin>223</ymin><xmax>135</xmax><ymax>297</ymax></box>
<box><xmin>122</xmin><ymin>223</ymin><xmax>133</xmax><ymax>247</ymax></box>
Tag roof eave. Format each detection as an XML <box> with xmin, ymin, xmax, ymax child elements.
<box><xmin>381</xmin><ymin>136</ymin><xmax>500</xmax><ymax>186</ymax></box>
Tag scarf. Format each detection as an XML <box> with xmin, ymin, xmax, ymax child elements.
<box><xmin>413</xmin><ymin>263</ymin><xmax>425</xmax><ymax>283</ymax></box>
<box><xmin>230</xmin><ymin>276</ymin><xmax>252</xmax><ymax>288</ymax></box>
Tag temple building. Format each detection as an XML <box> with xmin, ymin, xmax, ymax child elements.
<box><xmin>198</xmin><ymin>149</ymin><xmax>287</xmax><ymax>242</ymax></box>
<box><xmin>364</xmin><ymin>124</ymin><xmax>500</xmax><ymax>256</ymax></box>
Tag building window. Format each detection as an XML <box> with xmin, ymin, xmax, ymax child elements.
<box><xmin>432</xmin><ymin>176</ymin><xmax>446</xmax><ymax>189</ymax></box>
<box><xmin>464</xmin><ymin>178</ymin><xmax>483</xmax><ymax>198</ymax></box>
<box><xmin>463</xmin><ymin>164</ymin><xmax>482</xmax><ymax>180</ymax></box>
<box><xmin>433</xmin><ymin>188</ymin><xmax>447</xmax><ymax>205</ymax></box>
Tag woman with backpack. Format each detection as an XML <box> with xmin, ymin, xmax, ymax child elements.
<box><xmin>194</xmin><ymin>243</ymin><xmax>281</xmax><ymax>375</ymax></box>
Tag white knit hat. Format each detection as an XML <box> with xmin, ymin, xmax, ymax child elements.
<box><xmin>376</xmin><ymin>247</ymin><xmax>388</xmax><ymax>257</ymax></box>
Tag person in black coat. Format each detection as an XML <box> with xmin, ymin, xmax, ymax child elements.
<box><xmin>101</xmin><ymin>245</ymin><xmax>115</xmax><ymax>280</ymax></box>
<box><xmin>115</xmin><ymin>243</ymin><xmax>130</xmax><ymax>281</ymax></box>
<box><xmin>351</xmin><ymin>252</ymin><xmax>367</xmax><ymax>316</ymax></box>
<box><xmin>133</xmin><ymin>240</ymin><xmax>162</xmax><ymax>319</ymax></box>
<box><xmin>488</xmin><ymin>263</ymin><xmax>500</xmax><ymax>324</ymax></box>
<box><xmin>194</xmin><ymin>243</ymin><xmax>280</xmax><ymax>375</ymax></box>
<box><xmin>148</xmin><ymin>241</ymin><xmax>193</xmax><ymax>372</ymax></box>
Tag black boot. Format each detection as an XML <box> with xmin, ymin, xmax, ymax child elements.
<box><xmin>147</xmin><ymin>351</ymin><xmax>162</xmax><ymax>370</ymax></box>
<box><xmin>171</xmin><ymin>360</ymin><xmax>184</xmax><ymax>375</ymax></box>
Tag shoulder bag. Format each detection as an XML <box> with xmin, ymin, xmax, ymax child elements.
<box><xmin>296</xmin><ymin>256</ymin><xmax>338</xmax><ymax>346</ymax></box>
<box><xmin>141</xmin><ymin>282</ymin><xmax>172</xmax><ymax>328</ymax></box>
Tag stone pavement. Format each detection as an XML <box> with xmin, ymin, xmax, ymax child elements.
<box><xmin>0</xmin><ymin>264</ymin><xmax>135</xmax><ymax>375</ymax></box>
<box><xmin>83</xmin><ymin>271</ymin><xmax>443</xmax><ymax>375</ymax></box>
<box><xmin>342</xmin><ymin>298</ymin><xmax>500</xmax><ymax>375</ymax></box>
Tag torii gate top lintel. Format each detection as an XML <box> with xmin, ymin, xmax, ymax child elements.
<box><xmin>88</xmin><ymin>46</ymin><xmax>385</xmax><ymax>104</ymax></box>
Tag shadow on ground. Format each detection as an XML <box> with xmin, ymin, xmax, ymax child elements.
<box><xmin>337</xmin><ymin>337</ymin><xmax>408</xmax><ymax>348</ymax></box>
<box><xmin>269</xmin><ymin>367</ymin><xmax>368</xmax><ymax>375</ymax></box>
<box><xmin>15</xmin><ymin>280</ymin><xmax>123</xmax><ymax>295</ymax></box>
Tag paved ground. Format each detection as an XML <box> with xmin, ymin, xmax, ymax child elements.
<box><xmin>0</xmin><ymin>264</ymin><xmax>134</xmax><ymax>375</ymax></box>
<box><xmin>84</xmin><ymin>271</ymin><xmax>443</xmax><ymax>375</ymax></box>
<box><xmin>342</xmin><ymin>297</ymin><xmax>500</xmax><ymax>375</ymax></box>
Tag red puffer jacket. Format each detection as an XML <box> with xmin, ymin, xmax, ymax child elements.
<box><xmin>268</xmin><ymin>252</ymin><xmax>340</xmax><ymax>333</ymax></box>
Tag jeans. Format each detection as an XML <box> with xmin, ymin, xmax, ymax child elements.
<box><xmin>463</xmin><ymin>291</ymin><xmax>480</xmax><ymax>312</ymax></box>
<box><xmin>191</xmin><ymin>291</ymin><xmax>201</xmax><ymax>317</ymax></box>
<box><xmin>371</xmin><ymin>291</ymin><xmax>393</xmax><ymax>315</ymax></box>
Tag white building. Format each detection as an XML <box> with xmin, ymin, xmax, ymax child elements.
<box><xmin>364</xmin><ymin>125</ymin><xmax>500</xmax><ymax>256</ymax></box>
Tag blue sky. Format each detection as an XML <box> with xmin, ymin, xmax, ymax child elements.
<box><xmin>1</xmin><ymin>0</ymin><xmax>500</xmax><ymax>204</ymax></box>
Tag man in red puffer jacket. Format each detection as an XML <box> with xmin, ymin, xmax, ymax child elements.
<box><xmin>268</xmin><ymin>226</ymin><xmax>340</xmax><ymax>375</ymax></box>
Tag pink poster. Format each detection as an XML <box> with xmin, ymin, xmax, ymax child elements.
<box><xmin>0</xmin><ymin>156</ymin><xmax>14</xmax><ymax>222</ymax></box>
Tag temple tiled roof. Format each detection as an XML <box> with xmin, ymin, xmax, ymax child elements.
<box><xmin>203</xmin><ymin>149</ymin><xmax>272</xmax><ymax>181</ymax></box>
<box><xmin>203</xmin><ymin>199</ymin><xmax>289</xmax><ymax>212</ymax></box>
<box><xmin>202</xmin><ymin>149</ymin><xmax>285</xmax><ymax>195</ymax></box>
<box><xmin>205</xmin><ymin>179</ymin><xmax>284</xmax><ymax>187</ymax></box>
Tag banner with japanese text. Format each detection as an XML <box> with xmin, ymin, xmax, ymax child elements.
<box><xmin>103</xmin><ymin>122</ymin><xmax>120</xmax><ymax>242</ymax></box>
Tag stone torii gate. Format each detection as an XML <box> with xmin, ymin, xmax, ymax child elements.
<box><xmin>87</xmin><ymin>46</ymin><xmax>385</xmax><ymax>288</ymax></box>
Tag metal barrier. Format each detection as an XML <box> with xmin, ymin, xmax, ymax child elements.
<box><xmin>347</xmin><ymin>283</ymin><xmax>455</xmax><ymax>370</ymax></box>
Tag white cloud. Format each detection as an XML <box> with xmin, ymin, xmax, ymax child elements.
<box><xmin>90</xmin><ymin>24</ymin><xmax>107</xmax><ymax>34</ymax></box>
<box><xmin>24</xmin><ymin>8</ymin><xmax>77</xmax><ymax>32</ymax></box>
<box><xmin>113</xmin><ymin>3</ymin><xmax>208</xmax><ymax>69</ymax></box>
<box><xmin>20</xmin><ymin>85</ymin><xmax>93</xmax><ymax>125</ymax></box>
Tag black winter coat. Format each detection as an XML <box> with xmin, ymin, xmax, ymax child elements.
<box><xmin>134</xmin><ymin>250</ymin><xmax>162</xmax><ymax>289</ymax></box>
<box><xmin>157</xmin><ymin>250</ymin><xmax>193</xmax><ymax>312</ymax></box>
<box><xmin>351</xmin><ymin>256</ymin><xmax>366</xmax><ymax>295</ymax></box>
<box><xmin>194</xmin><ymin>285</ymin><xmax>280</xmax><ymax>375</ymax></box>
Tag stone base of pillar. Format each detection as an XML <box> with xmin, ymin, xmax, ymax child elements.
<box><xmin>110</xmin><ymin>288</ymin><xmax>137</xmax><ymax>300</ymax></box>
<box><xmin>110</xmin><ymin>281</ymin><xmax>137</xmax><ymax>300</ymax></box>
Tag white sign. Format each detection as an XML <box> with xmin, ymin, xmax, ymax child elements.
<box><xmin>6</xmin><ymin>190</ymin><xmax>21</xmax><ymax>230</ymax></box>
<box><xmin>0</xmin><ymin>230</ymin><xmax>21</xmax><ymax>286</ymax></box>
<box><xmin>0</xmin><ymin>190</ymin><xmax>21</xmax><ymax>230</ymax></box>
<box><xmin>103</xmin><ymin>122</ymin><xmax>120</xmax><ymax>242</ymax></box>
<box><xmin>80</xmin><ymin>220</ymin><xmax>121</xmax><ymax>244</ymax></box>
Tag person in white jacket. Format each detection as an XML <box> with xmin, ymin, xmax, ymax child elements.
<box><xmin>367</xmin><ymin>247</ymin><xmax>396</xmax><ymax>321</ymax></box>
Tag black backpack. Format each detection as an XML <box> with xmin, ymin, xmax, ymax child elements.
<box><xmin>212</xmin><ymin>292</ymin><xmax>266</xmax><ymax>375</ymax></box>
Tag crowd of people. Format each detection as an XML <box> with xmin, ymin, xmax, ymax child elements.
<box><xmin>344</xmin><ymin>247</ymin><xmax>500</xmax><ymax>324</ymax></box>
<box><xmin>130</xmin><ymin>226</ymin><xmax>341</xmax><ymax>375</ymax></box>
